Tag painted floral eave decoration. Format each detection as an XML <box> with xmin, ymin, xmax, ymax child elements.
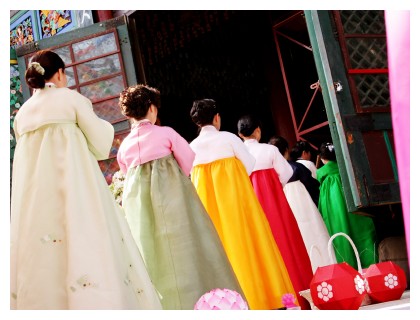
<box><xmin>10</xmin><ymin>65</ymin><xmax>23</xmax><ymax>157</ymax></box>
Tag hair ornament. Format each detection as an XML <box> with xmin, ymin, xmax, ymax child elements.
<box><xmin>326</xmin><ymin>143</ymin><xmax>334</xmax><ymax>152</ymax></box>
<box><xmin>29</xmin><ymin>62</ymin><xmax>45</xmax><ymax>75</ymax></box>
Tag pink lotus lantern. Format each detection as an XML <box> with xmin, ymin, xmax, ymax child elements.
<box><xmin>364</xmin><ymin>261</ymin><xmax>407</xmax><ymax>303</ymax></box>
<box><xmin>194</xmin><ymin>288</ymin><xmax>249</xmax><ymax>310</ymax></box>
<box><xmin>310</xmin><ymin>233</ymin><xmax>367</xmax><ymax>310</ymax></box>
<box><xmin>282</xmin><ymin>293</ymin><xmax>301</xmax><ymax>310</ymax></box>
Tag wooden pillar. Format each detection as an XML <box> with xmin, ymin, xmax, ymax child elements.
<box><xmin>96</xmin><ymin>10</ymin><xmax>113</xmax><ymax>22</ymax></box>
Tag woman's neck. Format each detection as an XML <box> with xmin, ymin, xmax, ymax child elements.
<box><xmin>243</xmin><ymin>135</ymin><xmax>257</xmax><ymax>141</ymax></box>
<box><xmin>131</xmin><ymin>118</ymin><xmax>152</xmax><ymax>127</ymax></box>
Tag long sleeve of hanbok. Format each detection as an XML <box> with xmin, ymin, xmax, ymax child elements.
<box><xmin>75</xmin><ymin>95</ymin><xmax>114</xmax><ymax>160</ymax></box>
<box><xmin>273</xmin><ymin>150</ymin><xmax>293</xmax><ymax>186</ymax></box>
<box><xmin>170</xmin><ymin>129</ymin><xmax>195</xmax><ymax>176</ymax></box>
<box><xmin>13</xmin><ymin>118</ymin><xmax>20</xmax><ymax>142</ymax></box>
<box><xmin>231</xmin><ymin>135</ymin><xmax>256</xmax><ymax>175</ymax></box>
<box><xmin>117</xmin><ymin>147</ymin><xmax>128</xmax><ymax>174</ymax></box>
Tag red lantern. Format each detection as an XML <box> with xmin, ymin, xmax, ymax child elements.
<box><xmin>309</xmin><ymin>233</ymin><xmax>367</xmax><ymax>310</ymax></box>
<box><xmin>364</xmin><ymin>261</ymin><xmax>407</xmax><ymax>303</ymax></box>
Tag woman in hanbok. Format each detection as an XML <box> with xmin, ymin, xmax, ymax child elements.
<box><xmin>189</xmin><ymin>99</ymin><xmax>296</xmax><ymax>310</ymax></box>
<box><xmin>10</xmin><ymin>50</ymin><xmax>162</xmax><ymax>310</ymax></box>
<box><xmin>268</xmin><ymin>135</ymin><xmax>335</xmax><ymax>272</ymax></box>
<box><xmin>290</xmin><ymin>140</ymin><xmax>318</xmax><ymax>180</ymax></box>
<box><xmin>287</xmin><ymin>141</ymin><xmax>320</xmax><ymax>206</ymax></box>
<box><xmin>317</xmin><ymin>142</ymin><xmax>378</xmax><ymax>269</ymax></box>
<box><xmin>237</xmin><ymin>116</ymin><xmax>313</xmax><ymax>307</ymax></box>
<box><xmin>117</xmin><ymin>85</ymin><xmax>243</xmax><ymax>309</ymax></box>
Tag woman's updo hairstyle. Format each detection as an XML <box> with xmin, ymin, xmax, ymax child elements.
<box><xmin>119</xmin><ymin>84</ymin><xmax>161</xmax><ymax>120</ymax></box>
<box><xmin>25</xmin><ymin>50</ymin><xmax>65</xmax><ymax>89</ymax></box>
<box><xmin>290</xmin><ymin>140</ymin><xmax>313</xmax><ymax>162</ymax></box>
<box><xmin>190</xmin><ymin>99</ymin><xmax>219</xmax><ymax>126</ymax></box>
<box><xmin>237</xmin><ymin>114</ymin><xmax>261</xmax><ymax>137</ymax></box>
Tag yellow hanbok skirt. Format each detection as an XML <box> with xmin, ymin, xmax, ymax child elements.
<box><xmin>191</xmin><ymin>157</ymin><xmax>296</xmax><ymax>310</ymax></box>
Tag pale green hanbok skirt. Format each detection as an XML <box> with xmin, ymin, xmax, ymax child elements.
<box><xmin>123</xmin><ymin>154</ymin><xmax>243</xmax><ymax>309</ymax></box>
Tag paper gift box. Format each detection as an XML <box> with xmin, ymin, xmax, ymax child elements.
<box><xmin>364</xmin><ymin>261</ymin><xmax>407</xmax><ymax>303</ymax></box>
<box><xmin>309</xmin><ymin>232</ymin><xmax>367</xmax><ymax>310</ymax></box>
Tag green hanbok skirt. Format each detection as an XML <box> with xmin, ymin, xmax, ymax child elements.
<box><xmin>317</xmin><ymin>161</ymin><xmax>378</xmax><ymax>269</ymax></box>
<box><xmin>122</xmin><ymin>154</ymin><xmax>243</xmax><ymax>309</ymax></box>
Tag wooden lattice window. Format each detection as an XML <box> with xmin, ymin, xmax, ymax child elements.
<box><xmin>333</xmin><ymin>10</ymin><xmax>389</xmax><ymax>113</ymax></box>
<box><xmin>23</xmin><ymin>29</ymin><xmax>131</xmax><ymax>180</ymax></box>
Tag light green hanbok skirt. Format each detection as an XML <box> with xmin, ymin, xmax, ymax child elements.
<box><xmin>122</xmin><ymin>154</ymin><xmax>243</xmax><ymax>309</ymax></box>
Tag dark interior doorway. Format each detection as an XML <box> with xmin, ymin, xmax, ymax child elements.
<box><xmin>131</xmin><ymin>10</ymin><xmax>309</xmax><ymax>144</ymax></box>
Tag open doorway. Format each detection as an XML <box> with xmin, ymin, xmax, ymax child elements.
<box><xmin>129</xmin><ymin>10</ymin><xmax>332</xmax><ymax>149</ymax></box>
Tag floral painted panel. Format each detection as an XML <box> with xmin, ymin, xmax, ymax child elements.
<box><xmin>10</xmin><ymin>65</ymin><xmax>24</xmax><ymax>184</ymax></box>
<box><xmin>10</xmin><ymin>11</ymin><xmax>36</xmax><ymax>48</ymax></box>
<box><xmin>38</xmin><ymin>10</ymin><xmax>74</xmax><ymax>38</ymax></box>
<box><xmin>10</xmin><ymin>65</ymin><xmax>23</xmax><ymax>145</ymax></box>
